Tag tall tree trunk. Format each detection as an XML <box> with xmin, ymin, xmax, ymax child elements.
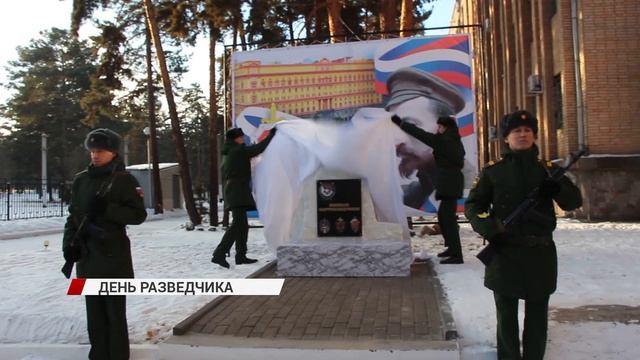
<box><xmin>143</xmin><ymin>0</ymin><xmax>200</xmax><ymax>225</ymax></box>
<box><xmin>285</xmin><ymin>0</ymin><xmax>295</xmax><ymax>41</ymax></box>
<box><xmin>208</xmin><ymin>23</ymin><xmax>219</xmax><ymax>226</ymax></box>
<box><xmin>379</xmin><ymin>0</ymin><xmax>397</xmax><ymax>38</ymax></box>
<box><xmin>327</xmin><ymin>0</ymin><xmax>343</xmax><ymax>43</ymax></box>
<box><xmin>146</xmin><ymin>25</ymin><xmax>163</xmax><ymax>215</ymax></box>
<box><xmin>400</xmin><ymin>0</ymin><xmax>415</xmax><ymax>37</ymax></box>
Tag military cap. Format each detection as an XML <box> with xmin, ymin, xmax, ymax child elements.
<box><xmin>501</xmin><ymin>110</ymin><xmax>538</xmax><ymax>137</ymax></box>
<box><xmin>84</xmin><ymin>128</ymin><xmax>122</xmax><ymax>153</ymax></box>
<box><xmin>384</xmin><ymin>67</ymin><xmax>465</xmax><ymax>114</ymax></box>
<box><xmin>437</xmin><ymin>115</ymin><xmax>458</xmax><ymax>129</ymax></box>
<box><xmin>225</xmin><ymin>127</ymin><xmax>244</xmax><ymax>140</ymax></box>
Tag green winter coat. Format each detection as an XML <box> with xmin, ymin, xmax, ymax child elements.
<box><xmin>63</xmin><ymin>159</ymin><xmax>147</xmax><ymax>278</ymax></box>
<box><xmin>464</xmin><ymin>145</ymin><xmax>582</xmax><ymax>300</ymax></box>
<box><xmin>399</xmin><ymin>122</ymin><xmax>465</xmax><ymax>199</ymax></box>
<box><xmin>221</xmin><ymin>131</ymin><xmax>275</xmax><ymax>210</ymax></box>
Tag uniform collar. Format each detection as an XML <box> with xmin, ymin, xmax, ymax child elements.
<box><xmin>88</xmin><ymin>157</ymin><xmax>124</xmax><ymax>177</ymax></box>
<box><xmin>502</xmin><ymin>144</ymin><xmax>539</xmax><ymax>162</ymax></box>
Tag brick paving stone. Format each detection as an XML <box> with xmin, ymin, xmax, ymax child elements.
<box><xmin>176</xmin><ymin>262</ymin><xmax>453</xmax><ymax>346</ymax></box>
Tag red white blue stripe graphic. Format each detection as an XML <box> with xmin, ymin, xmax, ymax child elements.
<box><xmin>374</xmin><ymin>35</ymin><xmax>474</xmax><ymax>137</ymax></box>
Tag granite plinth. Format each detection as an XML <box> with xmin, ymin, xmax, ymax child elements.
<box><xmin>277</xmin><ymin>240</ymin><xmax>412</xmax><ymax>277</ymax></box>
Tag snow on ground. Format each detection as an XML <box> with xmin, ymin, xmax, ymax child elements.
<box><xmin>1</xmin><ymin>215</ymin><xmax>639</xmax><ymax>359</ymax></box>
<box><xmin>412</xmin><ymin>220</ymin><xmax>640</xmax><ymax>359</ymax></box>
<box><xmin>0</xmin><ymin>211</ymin><xmax>274</xmax><ymax>346</ymax></box>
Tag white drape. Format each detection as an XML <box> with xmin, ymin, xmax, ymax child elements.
<box><xmin>252</xmin><ymin>108</ymin><xmax>410</xmax><ymax>249</ymax></box>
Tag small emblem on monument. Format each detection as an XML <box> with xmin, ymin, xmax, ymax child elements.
<box><xmin>319</xmin><ymin>218</ymin><xmax>331</xmax><ymax>234</ymax></box>
<box><xmin>335</xmin><ymin>217</ymin><xmax>346</xmax><ymax>234</ymax></box>
<box><xmin>350</xmin><ymin>217</ymin><xmax>361</xmax><ymax>233</ymax></box>
<box><xmin>318</xmin><ymin>181</ymin><xmax>336</xmax><ymax>200</ymax></box>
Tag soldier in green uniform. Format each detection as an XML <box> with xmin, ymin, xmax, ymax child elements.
<box><xmin>212</xmin><ymin>127</ymin><xmax>276</xmax><ymax>269</ymax></box>
<box><xmin>392</xmin><ymin>114</ymin><xmax>466</xmax><ymax>264</ymax></box>
<box><xmin>63</xmin><ymin>128</ymin><xmax>147</xmax><ymax>360</ymax></box>
<box><xmin>464</xmin><ymin>111</ymin><xmax>582</xmax><ymax>360</ymax></box>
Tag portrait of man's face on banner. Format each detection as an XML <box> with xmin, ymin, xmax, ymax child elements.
<box><xmin>231</xmin><ymin>35</ymin><xmax>477</xmax><ymax>214</ymax></box>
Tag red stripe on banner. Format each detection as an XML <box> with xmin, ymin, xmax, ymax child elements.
<box><xmin>459</xmin><ymin>124</ymin><xmax>474</xmax><ymax>137</ymax></box>
<box><xmin>432</xmin><ymin>71</ymin><xmax>472</xmax><ymax>88</ymax></box>
<box><xmin>67</xmin><ymin>278</ymin><xmax>87</xmax><ymax>295</ymax></box>
<box><xmin>375</xmin><ymin>81</ymin><xmax>388</xmax><ymax>95</ymax></box>
<box><xmin>396</xmin><ymin>36</ymin><xmax>468</xmax><ymax>59</ymax></box>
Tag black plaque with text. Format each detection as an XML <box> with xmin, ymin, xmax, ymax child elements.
<box><xmin>317</xmin><ymin>179</ymin><xmax>362</xmax><ymax>237</ymax></box>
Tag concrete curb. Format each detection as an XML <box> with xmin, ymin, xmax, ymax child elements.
<box><xmin>0</xmin><ymin>343</ymin><xmax>158</xmax><ymax>360</ymax></box>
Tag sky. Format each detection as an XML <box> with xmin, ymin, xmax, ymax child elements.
<box><xmin>0</xmin><ymin>0</ymin><xmax>455</xmax><ymax>129</ymax></box>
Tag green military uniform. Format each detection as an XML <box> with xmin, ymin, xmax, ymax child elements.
<box><xmin>212</xmin><ymin>130</ymin><xmax>275</xmax><ymax>264</ymax></box>
<box><xmin>64</xmin><ymin>155</ymin><xmax>146</xmax><ymax>359</ymax></box>
<box><xmin>398</xmin><ymin>119</ymin><xmax>465</xmax><ymax>260</ymax></box>
<box><xmin>465</xmin><ymin>145</ymin><xmax>582</xmax><ymax>360</ymax></box>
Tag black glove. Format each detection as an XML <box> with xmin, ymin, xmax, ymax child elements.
<box><xmin>87</xmin><ymin>195</ymin><xmax>108</xmax><ymax>221</ymax></box>
<box><xmin>63</xmin><ymin>245</ymin><xmax>82</xmax><ymax>263</ymax></box>
<box><xmin>538</xmin><ymin>178</ymin><xmax>561</xmax><ymax>198</ymax></box>
<box><xmin>391</xmin><ymin>115</ymin><xmax>403</xmax><ymax>126</ymax></box>
<box><xmin>489</xmin><ymin>232</ymin><xmax>512</xmax><ymax>246</ymax></box>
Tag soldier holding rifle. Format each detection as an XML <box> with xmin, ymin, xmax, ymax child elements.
<box><xmin>62</xmin><ymin>128</ymin><xmax>147</xmax><ymax>360</ymax></box>
<box><xmin>464</xmin><ymin>111</ymin><xmax>582</xmax><ymax>360</ymax></box>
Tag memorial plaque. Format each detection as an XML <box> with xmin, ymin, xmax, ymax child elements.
<box><xmin>317</xmin><ymin>179</ymin><xmax>362</xmax><ymax>237</ymax></box>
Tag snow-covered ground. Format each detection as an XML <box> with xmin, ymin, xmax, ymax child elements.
<box><xmin>1</xmin><ymin>213</ymin><xmax>639</xmax><ymax>359</ymax></box>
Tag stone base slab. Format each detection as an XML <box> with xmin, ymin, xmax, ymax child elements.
<box><xmin>276</xmin><ymin>241</ymin><xmax>412</xmax><ymax>277</ymax></box>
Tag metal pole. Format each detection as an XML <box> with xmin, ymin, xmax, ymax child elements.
<box><xmin>123</xmin><ymin>136</ymin><xmax>130</xmax><ymax>166</ymax></box>
<box><xmin>41</xmin><ymin>133</ymin><xmax>47</xmax><ymax>207</ymax></box>
<box><xmin>6</xmin><ymin>182</ymin><xmax>10</xmax><ymax>221</ymax></box>
<box><xmin>147</xmin><ymin>137</ymin><xmax>152</xmax><ymax>209</ymax></box>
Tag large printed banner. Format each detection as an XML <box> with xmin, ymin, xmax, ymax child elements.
<box><xmin>231</xmin><ymin>35</ymin><xmax>477</xmax><ymax>215</ymax></box>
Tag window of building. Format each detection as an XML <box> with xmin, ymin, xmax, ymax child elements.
<box><xmin>552</xmin><ymin>74</ymin><xmax>563</xmax><ymax>129</ymax></box>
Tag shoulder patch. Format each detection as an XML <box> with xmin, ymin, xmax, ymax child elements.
<box><xmin>471</xmin><ymin>176</ymin><xmax>480</xmax><ymax>189</ymax></box>
<box><xmin>539</xmin><ymin>159</ymin><xmax>555</xmax><ymax>169</ymax></box>
<box><xmin>477</xmin><ymin>212</ymin><xmax>490</xmax><ymax>219</ymax></box>
<box><xmin>485</xmin><ymin>159</ymin><xmax>501</xmax><ymax>168</ymax></box>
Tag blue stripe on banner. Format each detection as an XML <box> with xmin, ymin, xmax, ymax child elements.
<box><xmin>421</xmin><ymin>198</ymin><xmax>467</xmax><ymax>213</ymax></box>
<box><xmin>244</xmin><ymin>115</ymin><xmax>262</xmax><ymax>128</ymax></box>
<box><xmin>457</xmin><ymin>113</ymin><xmax>474</xmax><ymax>128</ymax></box>
<box><xmin>451</xmin><ymin>41</ymin><xmax>470</xmax><ymax>54</ymax></box>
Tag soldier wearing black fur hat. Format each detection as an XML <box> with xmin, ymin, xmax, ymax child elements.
<box><xmin>464</xmin><ymin>110</ymin><xmax>582</xmax><ymax>360</ymax></box>
<box><xmin>391</xmin><ymin>114</ymin><xmax>466</xmax><ymax>264</ymax></box>
<box><xmin>63</xmin><ymin>128</ymin><xmax>147</xmax><ymax>359</ymax></box>
<box><xmin>212</xmin><ymin>126</ymin><xmax>277</xmax><ymax>268</ymax></box>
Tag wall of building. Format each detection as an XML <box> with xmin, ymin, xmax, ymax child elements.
<box><xmin>452</xmin><ymin>0</ymin><xmax>640</xmax><ymax>220</ymax></box>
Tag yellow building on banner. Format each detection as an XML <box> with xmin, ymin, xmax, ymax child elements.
<box><xmin>234</xmin><ymin>58</ymin><xmax>383</xmax><ymax>117</ymax></box>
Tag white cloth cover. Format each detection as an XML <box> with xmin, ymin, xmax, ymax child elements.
<box><xmin>252</xmin><ymin>107</ymin><xmax>411</xmax><ymax>249</ymax></box>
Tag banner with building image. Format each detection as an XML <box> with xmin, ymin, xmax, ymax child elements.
<box><xmin>231</xmin><ymin>35</ymin><xmax>476</xmax><ymax>214</ymax></box>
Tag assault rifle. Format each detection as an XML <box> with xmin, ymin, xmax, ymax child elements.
<box><xmin>61</xmin><ymin>168</ymin><xmax>120</xmax><ymax>278</ymax></box>
<box><xmin>476</xmin><ymin>148</ymin><xmax>588</xmax><ymax>266</ymax></box>
<box><xmin>61</xmin><ymin>216</ymin><xmax>88</xmax><ymax>279</ymax></box>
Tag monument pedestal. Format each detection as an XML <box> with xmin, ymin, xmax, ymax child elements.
<box><xmin>276</xmin><ymin>170</ymin><xmax>412</xmax><ymax>277</ymax></box>
<box><xmin>277</xmin><ymin>240</ymin><xmax>412</xmax><ymax>277</ymax></box>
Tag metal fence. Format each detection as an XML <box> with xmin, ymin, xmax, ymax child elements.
<box><xmin>0</xmin><ymin>179</ymin><xmax>69</xmax><ymax>221</ymax></box>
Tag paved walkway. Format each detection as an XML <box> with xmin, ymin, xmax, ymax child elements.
<box><xmin>170</xmin><ymin>261</ymin><xmax>457</xmax><ymax>353</ymax></box>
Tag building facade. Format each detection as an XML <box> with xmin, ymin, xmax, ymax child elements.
<box><xmin>234</xmin><ymin>59</ymin><xmax>382</xmax><ymax>117</ymax></box>
<box><xmin>452</xmin><ymin>0</ymin><xmax>640</xmax><ymax>220</ymax></box>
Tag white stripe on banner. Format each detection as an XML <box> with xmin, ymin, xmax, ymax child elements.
<box><xmin>67</xmin><ymin>278</ymin><xmax>285</xmax><ymax>296</ymax></box>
